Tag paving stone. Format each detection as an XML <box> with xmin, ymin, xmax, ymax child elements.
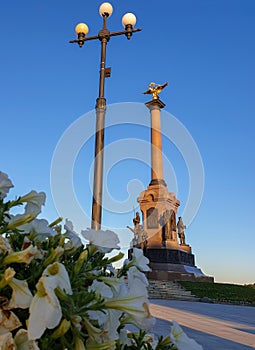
<box><xmin>149</xmin><ymin>299</ymin><xmax>255</xmax><ymax>350</ymax></box>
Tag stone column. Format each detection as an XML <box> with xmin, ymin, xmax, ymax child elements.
<box><xmin>145</xmin><ymin>99</ymin><xmax>166</xmax><ymax>186</ymax></box>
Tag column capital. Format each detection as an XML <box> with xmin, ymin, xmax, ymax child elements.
<box><xmin>145</xmin><ymin>98</ymin><xmax>166</xmax><ymax>110</ymax></box>
<box><xmin>149</xmin><ymin>179</ymin><xmax>167</xmax><ymax>187</ymax></box>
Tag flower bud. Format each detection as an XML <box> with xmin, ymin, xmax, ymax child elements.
<box><xmin>52</xmin><ymin>319</ymin><xmax>71</xmax><ymax>338</ymax></box>
<box><xmin>43</xmin><ymin>246</ymin><xmax>64</xmax><ymax>266</ymax></box>
<box><xmin>7</xmin><ymin>213</ymin><xmax>36</xmax><ymax>230</ymax></box>
<box><xmin>74</xmin><ymin>250</ymin><xmax>88</xmax><ymax>273</ymax></box>
<box><xmin>49</xmin><ymin>217</ymin><xmax>63</xmax><ymax>227</ymax></box>
<box><xmin>3</xmin><ymin>245</ymin><xmax>38</xmax><ymax>265</ymax></box>
<box><xmin>0</xmin><ymin>267</ymin><xmax>15</xmax><ymax>288</ymax></box>
<box><xmin>75</xmin><ymin>337</ymin><xmax>85</xmax><ymax>350</ymax></box>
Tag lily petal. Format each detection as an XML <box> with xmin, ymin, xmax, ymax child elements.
<box><xmin>18</xmin><ymin>190</ymin><xmax>46</xmax><ymax>216</ymax></box>
<box><xmin>42</xmin><ymin>262</ymin><xmax>72</xmax><ymax>295</ymax></box>
<box><xmin>131</xmin><ymin>248</ymin><xmax>151</xmax><ymax>272</ymax></box>
<box><xmin>170</xmin><ymin>321</ymin><xmax>203</xmax><ymax>350</ymax></box>
<box><xmin>0</xmin><ymin>172</ymin><xmax>13</xmax><ymax>199</ymax></box>
<box><xmin>27</xmin><ymin>279</ymin><xmax>62</xmax><ymax>340</ymax></box>
<box><xmin>81</xmin><ymin>229</ymin><xmax>120</xmax><ymax>253</ymax></box>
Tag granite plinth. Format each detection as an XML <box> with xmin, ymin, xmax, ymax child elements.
<box><xmin>147</xmin><ymin>262</ymin><xmax>214</xmax><ymax>282</ymax></box>
<box><xmin>145</xmin><ymin>248</ymin><xmax>195</xmax><ymax>266</ymax></box>
<box><xmin>143</xmin><ymin>248</ymin><xmax>214</xmax><ymax>282</ymax></box>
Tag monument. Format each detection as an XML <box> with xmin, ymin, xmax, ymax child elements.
<box><xmin>128</xmin><ymin>82</ymin><xmax>213</xmax><ymax>282</ymax></box>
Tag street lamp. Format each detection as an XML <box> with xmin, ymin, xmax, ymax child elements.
<box><xmin>70</xmin><ymin>2</ymin><xmax>142</xmax><ymax>230</ymax></box>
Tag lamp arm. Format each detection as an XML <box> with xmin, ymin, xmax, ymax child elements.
<box><xmin>70</xmin><ymin>28</ymin><xmax>142</xmax><ymax>45</ymax></box>
<box><xmin>109</xmin><ymin>27</ymin><xmax>142</xmax><ymax>38</ymax></box>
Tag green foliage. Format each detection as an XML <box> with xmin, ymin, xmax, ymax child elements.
<box><xmin>179</xmin><ymin>281</ymin><xmax>255</xmax><ymax>304</ymax></box>
<box><xmin>115</xmin><ymin>331</ymin><xmax>175</xmax><ymax>350</ymax></box>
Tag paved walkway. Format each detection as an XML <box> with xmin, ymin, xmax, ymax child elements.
<box><xmin>150</xmin><ymin>299</ymin><xmax>255</xmax><ymax>349</ymax></box>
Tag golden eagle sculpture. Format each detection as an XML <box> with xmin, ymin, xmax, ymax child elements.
<box><xmin>143</xmin><ymin>82</ymin><xmax>168</xmax><ymax>100</ymax></box>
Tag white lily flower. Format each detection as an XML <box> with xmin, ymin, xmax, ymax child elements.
<box><xmin>122</xmin><ymin>265</ymin><xmax>151</xmax><ymax>326</ymax></box>
<box><xmin>28</xmin><ymin>262</ymin><xmax>72</xmax><ymax>340</ymax></box>
<box><xmin>131</xmin><ymin>248</ymin><xmax>151</xmax><ymax>272</ymax></box>
<box><xmin>0</xmin><ymin>171</ymin><xmax>13</xmax><ymax>199</ymax></box>
<box><xmin>3</xmin><ymin>244</ymin><xmax>38</xmax><ymax>265</ymax></box>
<box><xmin>122</xmin><ymin>311</ymin><xmax>156</xmax><ymax>331</ymax></box>
<box><xmin>7</xmin><ymin>277</ymin><xmax>33</xmax><ymax>310</ymax></box>
<box><xmin>14</xmin><ymin>329</ymin><xmax>39</xmax><ymax>350</ymax></box>
<box><xmin>89</xmin><ymin>280</ymin><xmax>113</xmax><ymax>299</ymax></box>
<box><xmin>127</xmin><ymin>266</ymin><xmax>149</xmax><ymax>288</ymax></box>
<box><xmin>0</xmin><ymin>309</ymin><xmax>21</xmax><ymax>334</ymax></box>
<box><xmin>87</xmin><ymin>295</ymin><xmax>122</xmax><ymax>342</ymax></box>
<box><xmin>0</xmin><ymin>332</ymin><xmax>15</xmax><ymax>348</ymax></box>
<box><xmin>170</xmin><ymin>321</ymin><xmax>203</xmax><ymax>350</ymax></box>
<box><xmin>127</xmin><ymin>273</ymin><xmax>148</xmax><ymax>299</ymax></box>
<box><xmin>104</xmin><ymin>281</ymin><xmax>154</xmax><ymax>330</ymax></box>
<box><xmin>88</xmin><ymin>280</ymin><xmax>122</xmax><ymax>342</ymax></box>
<box><xmin>81</xmin><ymin>229</ymin><xmax>120</xmax><ymax>253</ymax></box>
<box><xmin>27</xmin><ymin>277</ymin><xmax>62</xmax><ymax>340</ymax></box>
<box><xmin>88</xmin><ymin>308</ymin><xmax>122</xmax><ymax>344</ymax></box>
<box><xmin>42</xmin><ymin>262</ymin><xmax>72</xmax><ymax>295</ymax></box>
<box><xmin>64</xmin><ymin>219</ymin><xmax>82</xmax><ymax>248</ymax></box>
<box><xmin>1</xmin><ymin>268</ymin><xmax>33</xmax><ymax>310</ymax></box>
<box><xmin>97</xmin><ymin>276</ymin><xmax>123</xmax><ymax>295</ymax></box>
<box><xmin>100</xmin><ymin>308</ymin><xmax>121</xmax><ymax>342</ymax></box>
<box><xmin>18</xmin><ymin>190</ymin><xmax>46</xmax><ymax>215</ymax></box>
<box><xmin>19</xmin><ymin>218</ymin><xmax>55</xmax><ymax>240</ymax></box>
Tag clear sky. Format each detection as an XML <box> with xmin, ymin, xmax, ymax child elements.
<box><xmin>1</xmin><ymin>0</ymin><xmax>255</xmax><ymax>284</ymax></box>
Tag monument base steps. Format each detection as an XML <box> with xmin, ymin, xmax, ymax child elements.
<box><xmin>148</xmin><ymin>279</ymin><xmax>199</xmax><ymax>301</ymax></box>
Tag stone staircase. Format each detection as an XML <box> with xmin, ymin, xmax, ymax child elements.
<box><xmin>148</xmin><ymin>280</ymin><xmax>199</xmax><ymax>301</ymax></box>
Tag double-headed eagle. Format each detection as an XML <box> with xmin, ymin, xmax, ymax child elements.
<box><xmin>143</xmin><ymin>81</ymin><xmax>168</xmax><ymax>100</ymax></box>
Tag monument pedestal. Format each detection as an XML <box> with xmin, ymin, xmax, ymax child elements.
<box><xmin>145</xmin><ymin>248</ymin><xmax>195</xmax><ymax>266</ymax></box>
<box><xmin>144</xmin><ymin>247</ymin><xmax>213</xmax><ymax>282</ymax></box>
<box><xmin>128</xmin><ymin>245</ymin><xmax>213</xmax><ymax>282</ymax></box>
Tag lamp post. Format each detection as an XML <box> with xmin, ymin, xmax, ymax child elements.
<box><xmin>70</xmin><ymin>2</ymin><xmax>141</xmax><ymax>230</ymax></box>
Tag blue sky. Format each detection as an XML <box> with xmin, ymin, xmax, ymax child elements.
<box><xmin>1</xmin><ymin>0</ymin><xmax>255</xmax><ymax>284</ymax></box>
